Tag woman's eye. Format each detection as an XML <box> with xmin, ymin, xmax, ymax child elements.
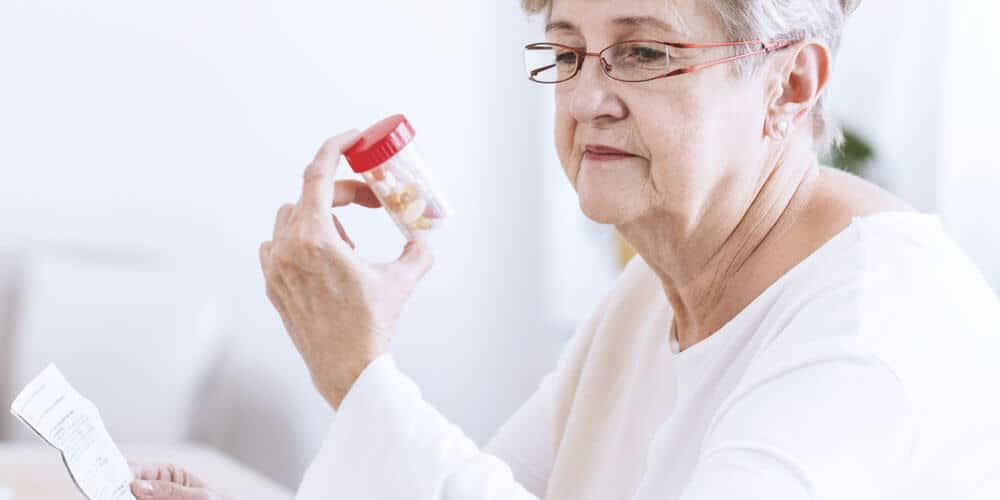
<box><xmin>555</xmin><ymin>51</ymin><xmax>578</xmax><ymax>65</ymax></box>
<box><xmin>629</xmin><ymin>47</ymin><xmax>666</xmax><ymax>63</ymax></box>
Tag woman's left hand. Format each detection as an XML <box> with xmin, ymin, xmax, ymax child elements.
<box><xmin>129</xmin><ymin>462</ymin><xmax>229</xmax><ymax>500</ymax></box>
<box><xmin>259</xmin><ymin>130</ymin><xmax>434</xmax><ymax>410</ymax></box>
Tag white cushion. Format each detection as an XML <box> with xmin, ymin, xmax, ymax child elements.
<box><xmin>0</xmin><ymin>251</ymin><xmax>24</xmax><ymax>422</ymax></box>
<box><xmin>1</xmin><ymin>248</ymin><xmax>225</xmax><ymax>444</ymax></box>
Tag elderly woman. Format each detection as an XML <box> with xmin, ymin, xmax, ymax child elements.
<box><xmin>132</xmin><ymin>0</ymin><xmax>1000</xmax><ymax>499</ymax></box>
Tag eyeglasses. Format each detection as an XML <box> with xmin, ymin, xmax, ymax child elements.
<box><xmin>523</xmin><ymin>37</ymin><xmax>801</xmax><ymax>84</ymax></box>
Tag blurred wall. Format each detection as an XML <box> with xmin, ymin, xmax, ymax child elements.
<box><xmin>937</xmin><ymin>0</ymin><xmax>1000</xmax><ymax>292</ymax></box>
<box><xmin>827</xmin><ymin>0</ymin><xmax>1000</xmax><ymax>291</ymax></box>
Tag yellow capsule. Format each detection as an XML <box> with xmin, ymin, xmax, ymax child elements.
<box><xmin>414</xmin><ymin>218</ymin><xmax>433</xmax><ymax>230</ymax></box>
<box><xmin>402</xmin><ymin>182</ymin><xmax>420</xmax><ymax>202</ymax></box>
<box><xmin>386</xmin><ymin>193</ymin><xmax>404</xmax><ymax>212</ymax></box>
<box><xmin>403</xmin><ymin>199</ymin><xmax>428</xmax><ymax>224</ymax></box>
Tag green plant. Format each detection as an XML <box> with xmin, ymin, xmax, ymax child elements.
<box><xmin>824</xmin><ymin>126</ymin><xmax>874</xmax><ymax>176</ymax></box>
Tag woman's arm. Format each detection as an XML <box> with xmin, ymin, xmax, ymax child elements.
<box><xmin>293</xmin><ymin>275</ymin><xmax>616</xmax><ymax>500</ymax></box>
<box><xmin>132</xmin><ymin>337</ymin><xmax>910</xmax><ymax>500</ymax></box>
<box><xmin>294</xmin><ymin>352</ymin><xmax>541</xmax><ymax>500</ymax></box>
<box><xmin>293</xmin><ymin>267</ymin><xmax>611</xmax><ymax>500</ymax></box>
<box><xmin>479</xmin><ymin>367</ymin><xmax>559</xmax><ymax>497</ymax></box>
<box><xmin>296</xmin><ymin>306</ymin><xmax>603</xmax><ymax>500</ymax></box>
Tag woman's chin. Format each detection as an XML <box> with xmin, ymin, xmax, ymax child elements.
<box><xmin>575</xmin><ymin>161</ymin><xmax>641</xmax><ymax>224</ymax></box>
<box><xmin>577</xmin><ymin>191</ymin><xmax>627</xmax><ymax>224</ymax></box>
<box><xmin>575</xmin><ymin>167</ymin><xmax>638</xmax><ymax>224</ymax></box>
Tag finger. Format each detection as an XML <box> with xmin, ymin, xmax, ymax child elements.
<box><xmin>166</xmin><ymin>463</ymin><xmax>205</xmax><ymax>488</ymax></box>
<box><xmin>260</xmin><ymin>241</ymin><xmax>288</xmax><ymax>307</ymax></box>
<box><xmin>386</xmin><ymin>238</ymin><xmax>434</xmax><ymax>291</ymax></box>
<box><xmin>259</xmin><ymin>241</ymin><xmax>273</xmax><ymax>275</ymax></box>
<box><xmin>132</xmin><ymin>463</ymin><xmax>206</xmax><ymax>488</ymax></box>
<box><xmin>131</xmin><ymin>480</ymin><xmax>213</xmax><ymax>500</ymax></box>
<box><xmin>331</xmin><ymin>215</ymin><xmax>356</xmax><ymax>249</ymax></box>
<box><xmin>333</xmin><ymin>180</ymin><xmax>381</xmax><ymax>208</ymax></box>
<box><xmin>132</xmin><ymin>463</ymin><xmax>172</xmax><ymax>481</ymax></box>
<box><xmin>273</xmin><ymin>204</ymin><xmax>295</xmax><ymax>240</ymax></box>
<box><xmin>299</xmin><ymin>130</ymin><xmax>361</xmax><ymax>212</ymax></box>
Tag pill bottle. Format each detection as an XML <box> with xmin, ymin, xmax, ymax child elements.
<box><xmin>344</xmin><ymin>114</ymin><xmax>452</xmax><ymax>241</ymax></box>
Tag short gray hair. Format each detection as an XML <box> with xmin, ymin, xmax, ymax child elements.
<box><xmin>521</xmin><ymin>0</ymin><xmax>862</xmax><ymax>152</ymax></box>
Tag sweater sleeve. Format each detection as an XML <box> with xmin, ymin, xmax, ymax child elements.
<box><xmin>294</xmin><ymin>352</ymin><xmax>541</xmax><ymax>500</ymax></box>
<box><xmin>479</xmin><ymin>364</ymin><xmax>559</xmax><ymax>497</ymax></box>
<box><xmin>677</xmin><ymin>338</ymin><xmax>912</xmax><ymax>500</ymax></box>
<box><xmin>292</xmin><ymin>271</ymin><xmax>615</xmax><ymax>500</ymax></box>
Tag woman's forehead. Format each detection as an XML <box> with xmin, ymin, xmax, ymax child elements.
<box><xmin>547</xmin><ymin>0</ymin><xmax>718</xmax><ymax>38</ymax></box>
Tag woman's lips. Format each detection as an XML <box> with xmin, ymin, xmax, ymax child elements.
<box><xmin>583</xmin><ymin>145</ymin><xmax>638</xmax><ymax>162</ymax></box>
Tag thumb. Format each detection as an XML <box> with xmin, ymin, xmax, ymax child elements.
<box><xmin>299</xmin><ymin>130</ymin><xmax>362</xmax><ymax>212</ymax></box>
<box><xmin>386</xmin><ymin>238</ymin><xmax>434</xmax><ymax>290</ymax></box>
<box><xmin>132</xmin><ymin>480</ymin><xmax>215</xmax><ymax>500</ymax></box>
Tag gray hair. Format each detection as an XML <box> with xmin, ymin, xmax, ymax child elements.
<box><xmin>521</xmin><ymin>0</ymin><xmax>863</xmax><ymax>152</ymax></box>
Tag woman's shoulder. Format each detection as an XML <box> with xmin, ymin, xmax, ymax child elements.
<box><xmin>740</xmin><ymin>170</ymin><xmax>991</xmax><ymax>353</ymax></box>
<box><xmin>748</xmin><ymin>209</ymin><xmax>1000</xmax><ymax>463</ymax></box>
<box><xmin>782</xmin><ymin>167</ymin><xmax>978</xmax><ymax>321</ymax></box>
<box><xmin>762</xmin><ymin>205</ymin><xmax>1000</xmax><ymax>360</ymax></box>
<box><xmin>851</xmin><ymin>210</ymin><xmax>1000</xmax><ymax>338</ymax></box>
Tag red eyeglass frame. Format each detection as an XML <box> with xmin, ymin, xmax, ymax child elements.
<box><xmin>525</xmin><ymin>37</ymin><xmax>802</xmax><ymax>83</ymax></box>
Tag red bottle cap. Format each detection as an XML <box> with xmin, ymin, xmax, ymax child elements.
<box><xmin>344</xmin><ymin>114</ymin><xmax>416</xmax><ymax>173</ymax></box>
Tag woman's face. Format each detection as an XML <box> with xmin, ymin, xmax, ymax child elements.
<box><xmin>549</xmin><ymin>0</ymin><xmax>773</xmax><ymax>227</ymax></box>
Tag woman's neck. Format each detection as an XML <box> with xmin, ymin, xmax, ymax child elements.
<box><xmin>618</xmin><ymin>140</ymin><xmax>822</xmax><ymax>351</ymax></box>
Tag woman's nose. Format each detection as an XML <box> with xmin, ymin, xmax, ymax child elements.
<box><xmin>568</xmin><ymin>56</ymin><xmax>628</xmax><ymax>125</ymax></box>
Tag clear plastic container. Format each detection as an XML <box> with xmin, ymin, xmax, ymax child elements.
<box><xmin>344</xmin><ymin>114</ymin><xmax>452</xmax><ymax>240</ymax></box>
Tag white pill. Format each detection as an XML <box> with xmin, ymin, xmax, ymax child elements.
<box><xmin>402</xmin><ymin>199</ymin><xmax>427</xmax><ymax>224</ymax></box>
<box><xmin>382</xmin><ymin>172</ymin><xmax>398</xmax><ymax>189</ymax></box>
<box><xmin>372</xmin><ymin>181</ymin><xmax>393</xmax><ymax>197</ymax></box>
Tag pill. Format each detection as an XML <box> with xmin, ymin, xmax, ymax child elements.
<box><xmin>399</xmin><ymin>191</ymin><xmax>413</xmax><ymax>205</ymax></box>
<box><xmin>386</xmin><ymin>193</ymin><xmax>404</xmax><ymax>212</ymax></box>
<box><xmin>403</xmin><ymin>199</ymin><xmax>427</xmax><ymax>224</ymax></box>
<box><xmin>372</xmin><ymin>181</ymin><xmax>393</xmax><ymax>197</ymax></box>
<box><xmin>423</xmin><ymin>203</ymin><xmax>443</xmax><ymax>219</ymax></box>
<box><xmin>413</xmin><ymin>217</ymin><xmax>434</xmax><ymax>230</ymax></box>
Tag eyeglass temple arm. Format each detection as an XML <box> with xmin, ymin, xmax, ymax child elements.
<box><xmin>661</xmin><ymin>38</ymin><xmax>801</xmax><ymax>79</ymax></box>
<box><xmin>667</xmin><ymin>38</ymin><xmax>801</xmax><ymax>50</ymax></box>
<box><xmin>762</xmin><ymin>38</ymin><xmax>801</xmax><ymax>52</ymax></box>
<box><xmin>530</xmin><ymin>63</ymin><xmax>557</xmax><ymax>78</ymax></box>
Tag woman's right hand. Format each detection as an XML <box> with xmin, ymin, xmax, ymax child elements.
<box><xmin>130</xmin><ymin>462</ymin><xmax>231</xmax><ymax>500</ymax></box>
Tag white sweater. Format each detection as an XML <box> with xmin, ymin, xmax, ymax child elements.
<box><xmin>295</xmin><ymin>212</ymin><xmax>1000</xmax><ymax>500</ymax></box>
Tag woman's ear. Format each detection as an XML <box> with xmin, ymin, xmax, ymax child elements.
<box><xmin>766</xmin><ymin>41</ymin><xmax>832</xmax><ymax>138</ymax></box>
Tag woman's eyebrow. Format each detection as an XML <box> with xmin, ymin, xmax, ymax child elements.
<box><xmin>544</xmin><ymin>16</ymin><xmax>688</xmax><ymax>36</ymax></box>
<box><xmin>612</xmin><ymin>15</ymin><xmax>688</xmax><ymax>36</ymax></box>
<box><xmin>545</xmin><ymin>20</ymin><xmax>577</xmax><ymax>33</ymax></box>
